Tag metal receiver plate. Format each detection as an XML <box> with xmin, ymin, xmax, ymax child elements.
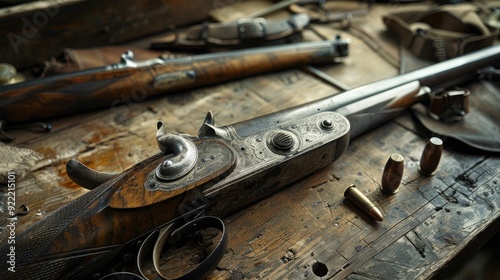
<box><xmin>205</xmin><ymin>112</ymin><xmax>350</xmax><ymax>217</ymax></box>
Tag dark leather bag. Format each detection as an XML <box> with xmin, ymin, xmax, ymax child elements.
<box><xmin>383</xmin><ymin>4</ymin><xmax>498</xmax><ymax>61</ymax></box>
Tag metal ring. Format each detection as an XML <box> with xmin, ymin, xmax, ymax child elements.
<box><xmin>99</xmin><ymin>272</ymin><xmax>145</xmax><ymax>280</ymax></box>
<box><xmin>137</xmin><ymin>216</ymin><xmax>227</xmax><ymax>280</ymax></box>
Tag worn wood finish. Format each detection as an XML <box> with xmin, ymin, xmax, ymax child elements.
<box><xmin>0</xmin><ymin>2</ymin><xmax>498</xmax><ymax>280</ymax></box>
<box><xmin>0</xmin><ymin>39</ymin><xmax>346</xmax><ymax>123</ymax></box>
<box><xmin>0</xmin><ymin>0</ymin><xmax>219</xmax><ymax>69</ymax></box>
<box><xmin>208</xmin><ymin>113</ymin><xmax>499</xmax><ymax>279</ymax></box>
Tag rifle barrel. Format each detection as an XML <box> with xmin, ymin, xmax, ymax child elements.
<box><xmin>228</xmin><ymin>44</ymin><xmax>500</xmax><ymax>138</ymax></box>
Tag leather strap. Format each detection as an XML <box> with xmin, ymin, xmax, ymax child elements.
<box><xmin>383</xmin><ymin>4</ymin><xmax>498</xmax><ymax>61</ymax></box>
<box><xmin>484</xmin><ymin>9</ymin><xmax>500</xmax><ymax>31</ymax></box>
<box><xmin>150</xmin><ymin>14</ymin><xmax>310</xmax><ymax>51</ymax></box>
<box><xmin>289</xmin><ymin>2</ymin><xmax>370</xmax><ymax>23</ymax></box>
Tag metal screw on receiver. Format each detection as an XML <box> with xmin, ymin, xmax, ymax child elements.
<box><xmin>381</xmin><ymin>153</ymin><xmax>404</xmax><ymax>195</ymax></box>
<box><xmin>320</xmin><ymin>118</ymin><xmax>334</xmax><ymax>130</ymax></box>
<box><xmin>419</xmin><ymin>137</ymin><xmax>443</xmax><ymax>176</ymax></box>
<box><xmin>271</xmin><ymin>132</ymin><xmax>294</xmax><ymax>150</ymax></box>
<box><xmin>267</xmin><ymin>130</ymin><xmax>298</xmax><ymax>155</ymax></box>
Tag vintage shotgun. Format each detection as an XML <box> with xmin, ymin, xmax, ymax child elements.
<box><xmin>0</xmin><ymin>38</ymin><xmax>348</xmax><ymax>124</ymax></box>
<box><xmin>1</xmin><ymin>44</ymin><xmax>499</xmax><ymax>280</ymax></box>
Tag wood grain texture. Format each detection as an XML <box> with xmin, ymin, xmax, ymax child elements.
<box><xmin>1</xmin><ymin>40</ymin><xmax>346</xmax><ymax>123</ymax></box>
<box><xmin>0</xmin><ymin>0</ymin><xmax>219</xmax><ymax>69</ymax></box>
<box><xmin>0</xmin><ymin>1</ymin><xmax>498</xmax><ymax>279</ymax></box>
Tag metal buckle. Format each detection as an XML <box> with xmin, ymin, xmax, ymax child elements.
<box><xmin>237</xmin><ymin>18</ymin><xmax>267</xmax><ymax>39</ymax></box>
<box><xmin>428</xmin><ymin>88</ymin><xmax>470</xmax><ymax>122</ymax></box>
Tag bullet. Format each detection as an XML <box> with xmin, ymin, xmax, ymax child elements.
<box><xmin>381</xmin><ymin>153</ymin><xmax>404</xmax><ymax>195</ymax></box>
<box><xmin>344</xmin><ymin>185</ymin><xmax>384</xmax><ymax>221</ymax></box>
<box><xmin>419</xmin><ymin>137</ymin><xmax>443</xmax><ymax>176</ymax></box>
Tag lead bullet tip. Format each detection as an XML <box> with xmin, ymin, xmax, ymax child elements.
<box><xmin>369</xmin><ymin>207</ymin><xmax>384</xmax><ymax>221</ymax></box>
<box><xmin>344</xmin><ymin>185</ymin><xmax>384</xmax><ymax>222</ymax></box>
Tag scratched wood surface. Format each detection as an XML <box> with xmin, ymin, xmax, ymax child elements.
<box><xmin>0</xmin><ymin>0</ymin><xmax>219</xmax><ymax>70</ymax></box>
<box><xmin>1</xmin><ymin>1</ymin><xmax>499</xmax><ymax>280</ymax></box>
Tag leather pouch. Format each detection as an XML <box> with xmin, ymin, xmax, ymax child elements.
<box><xmin>150</xmin><ymin>14</ymin><xmax>310</xmax><ymax>51</ymax></box>
<box><xmin>412</xmin><ymin>80</ymin><xmax>500</xmax><ymax>152</ymax></box>
<box><xmin>383</xmin><ymin>4</ymin><xmax>498</xmax><ymax>61</ymax></box>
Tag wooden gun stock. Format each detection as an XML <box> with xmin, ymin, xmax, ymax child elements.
<box><xmin>0</xmin><ymin>39</ymin><xmax>348</xmax><ymax>124</ymax></box>
<box><xmin>1</xmin><ymin>44</ymin><xmax>499</xmax><ymax>280</ymax></box>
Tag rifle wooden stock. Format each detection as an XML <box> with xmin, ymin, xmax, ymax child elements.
<box><xmin>0</xmin><ymin>39</ymin><xmax>348</xmax><ymax>124</ymax></box>
<box><xmin>1</xmin><ymin>44</ymin><xmax>499</xmax><ymax>280</ymax></box>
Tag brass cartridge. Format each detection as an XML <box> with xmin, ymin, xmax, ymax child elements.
<box><xmin>344</xmin><ymin>185</ymin><xmax>383</xmax><ymax>221</ymax></box>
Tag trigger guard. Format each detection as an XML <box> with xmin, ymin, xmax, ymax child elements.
<box><xmin>137</xmin><ymin>216</ymin><xmax>227</xmax><ymax>280</ymax></box>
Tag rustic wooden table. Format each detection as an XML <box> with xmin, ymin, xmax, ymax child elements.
<box><xmin>1</xmin><ymin>1</ymin><xmax>499</xmax><ymax>279</ymax></box>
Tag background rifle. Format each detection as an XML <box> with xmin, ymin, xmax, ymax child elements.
<box><xmin>1</xmin><ymin>44</ymin><xmax>499</xmax><ymax>279</ymax></box>
<box><xmin>0</xmin><ymin>38</ymin><xmax>348</xmax><ymax>124</ymax></box>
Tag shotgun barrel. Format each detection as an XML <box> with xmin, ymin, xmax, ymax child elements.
<box><xmin>228</xmin><ymin>43</ymin><xmax>500</xmax><ymax>138</ymax></box>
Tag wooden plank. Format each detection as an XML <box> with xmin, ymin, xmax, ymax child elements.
<box><xmin>1</xmin><ymin>1</ymin><xmax>499</xmax><ymax>279</ymax></box>
<box><xmin>0</xmin><ymin>0</ymin><xmax>218</xmax><ymax>69</ymax></box>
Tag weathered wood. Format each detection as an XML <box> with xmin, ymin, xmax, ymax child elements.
<box><xmin>0</xmin><ymin>1</ymin><xmax>498</xmax><ymax>279</ymax></box>
<box><xmin>0</xmin><ymin>0</ymin><xmax>219</xmax><ymax>69</ymax></box>
<box><xmin>210</xmin><ymin>118</ymin><xmax>499</xmax><ymax>280</ymax></box>
<box><xmin>2</xmin><ymin>39</ymin><xmax>348</xmax><ymax>124</ymax></box>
